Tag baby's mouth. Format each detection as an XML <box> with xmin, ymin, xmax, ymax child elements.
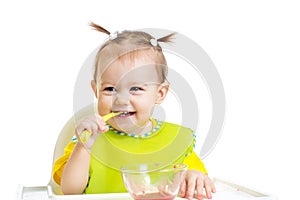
<box><xmin>114</xmin><ymin>111</ymin><xmax>136</xmax><ymax>117</ymax></box>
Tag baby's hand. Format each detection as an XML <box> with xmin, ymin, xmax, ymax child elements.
<box><xmin>180</xmin><ymin>170</ymin><xmax>216</xmax><ymax>200</ymax></box>
<box><xmin>75</xmin><ymin>114</ymin><xmax>109</xmax><ymax>149</ymax></box>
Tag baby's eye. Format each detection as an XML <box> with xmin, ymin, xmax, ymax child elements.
<box><xmin>130</xmin><ymin>87</ymin><xmax>142</xmax><ymax>91</ymax></box>
<box><xmin>102</xmin><ymin>87</ymin><xmax>117</xmax><ymax>95</ymax></box>
<box><xmin>130</xmin><ymin>87</ymin><xmax>144</xmax><ymax>95</ymax></box>
<box><xmin>104</xmin><ymin>87</ymin><xmax>117</xmax><ymax>92</ymax></box>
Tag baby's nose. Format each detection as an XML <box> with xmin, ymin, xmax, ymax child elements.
<box><xmin>114</xmin><ymin>91</ymin><xmax>130</xmax><ymax>105</ymax></box>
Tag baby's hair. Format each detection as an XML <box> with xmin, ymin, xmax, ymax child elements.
<box><xmin>156</xmin><ymin>32</ymin><xmax>176</xmax><ymax>43</ymax></box>
<box><xmin>89</xmin><ymin>21</ymin><xmax>176</xmax><ymax>43</ymax></box>
<box><xmin>90</xmin><ymin>21</ymin><xmax>175</xmax><ymax>85</ymax></box>
<box><xmin>90</xmin><ymin>21</ymin><xmax>110</xmax><ymax>35</ymax></box>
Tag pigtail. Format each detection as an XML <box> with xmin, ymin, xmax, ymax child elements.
<box><xmin>150</xmin><ymin>32</ymin><xmax>176</xmax><ymax>47</ymax></box>
<box><xmin>157</xmin><ymin>32</ymin><xmax>177</xmax><ymax>43</ymax></box>
<box><xmin>89</xmin><ymin>21</ymin><xmax>110</xmax><ymax>35</ymax></box>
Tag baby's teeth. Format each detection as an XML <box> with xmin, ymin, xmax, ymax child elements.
<box><xmin>118</xmin><ymin>112</ymin><xmax>129</xmax><ymax>116</ymax></box>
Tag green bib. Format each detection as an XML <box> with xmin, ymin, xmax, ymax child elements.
<box><xmin>84</xmin><ymin>121</ymin><xmax>194</xmax><ymax>194</ymax></box>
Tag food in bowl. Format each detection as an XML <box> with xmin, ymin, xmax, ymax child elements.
<box><xmin>121</xmin><ymin>163</ymin><xmax>187</xmax><ymax>200</ymax></box>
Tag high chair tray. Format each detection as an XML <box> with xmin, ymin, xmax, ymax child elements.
<box><xmin>16</xmin><ymin>178</ymin><xmax>276</xmax><ymax>200</ymax></box>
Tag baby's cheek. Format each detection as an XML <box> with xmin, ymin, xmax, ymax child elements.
<box><xmin>138</xmin><ymin>109</ymin><xmax>155</xmax><ymax>122</ymax></box>
<box><xmin>97</xmin><ymin>99</ymin><xmax>112</xmax><ymax>115</ymax></box>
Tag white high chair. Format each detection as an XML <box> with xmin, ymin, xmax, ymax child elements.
<box><xmin>48</xmin><ymin>103</ymin><xmax>97</xmax><ymax>195</ymax></box>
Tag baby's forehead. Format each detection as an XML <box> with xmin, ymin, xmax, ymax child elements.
<box><xmin>102</xmin><ymin>59</ymin><xmax>160</xmax><ymax>82</ymax></box>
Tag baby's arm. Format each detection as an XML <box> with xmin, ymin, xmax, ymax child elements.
<box><xmin>61</xmin><ymin>142</ymin><xmax>90</xmax><ymax>194</ymax></box>
<box><xmin>60</xmin><ymin>115</ymin><xmax>109</xmax><ymax>194</ymax></box>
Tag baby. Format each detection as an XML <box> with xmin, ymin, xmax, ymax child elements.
<box><xmin>52</xmin><ymin>22</ymin><xmax>216</xmax><ymax>200</ymax></box>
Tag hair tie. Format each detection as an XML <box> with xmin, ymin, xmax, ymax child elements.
<box><xmin>109</xmin><ymin>31</ymin><xmax>118</xmax><ymax>40</ymax></box>
<box><xmin>150</xmin><ymin>38</ymin><xmax>158</xmax><ymax>47</ymax></box>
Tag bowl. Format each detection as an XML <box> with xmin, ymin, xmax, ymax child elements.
<box><xmin>121</xmin><ymin>163</ymin><xmax>187</xmax><ymax>200</ymax></box>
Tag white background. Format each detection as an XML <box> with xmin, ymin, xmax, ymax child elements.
<box><xmin>0</xmin><ymin>1</ymin><xmax>299</xmax><ymax>199</ymax></box>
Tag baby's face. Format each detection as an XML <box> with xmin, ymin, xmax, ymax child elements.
<box><xmin>95</xmin><ymin>57</ymin><xmax>167</xmax><ymax>135</ymax></box>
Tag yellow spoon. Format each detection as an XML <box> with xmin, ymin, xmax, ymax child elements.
<box><xmin>79</xmin><ymin>112</ymin><xmax>121</xmax><ymax>143</ymax></box>
<box><xmin>102</xmin><ymin>112</ymin><xmax>122</xmax><ymax>121</ymax></box>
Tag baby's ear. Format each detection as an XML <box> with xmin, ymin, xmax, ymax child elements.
<box><xmin>155</xmin><ymin>83</ymin><xmax>169</xmax><ymax>104</ymax></box>
<box><xmin>91</xmin><ymin>80</ymin><xmax>98</xmax><ymax>98</ymax></box>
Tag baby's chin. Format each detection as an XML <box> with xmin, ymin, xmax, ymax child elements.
<box><xmin>109</xmin><ymin>122</ymin><xmax>150</xmax><ymax>135</ymax></box>
<box><xmin>112</xmin><ymin>126</ymin><xmax>137</xmax><ymax>134</ymax></box>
